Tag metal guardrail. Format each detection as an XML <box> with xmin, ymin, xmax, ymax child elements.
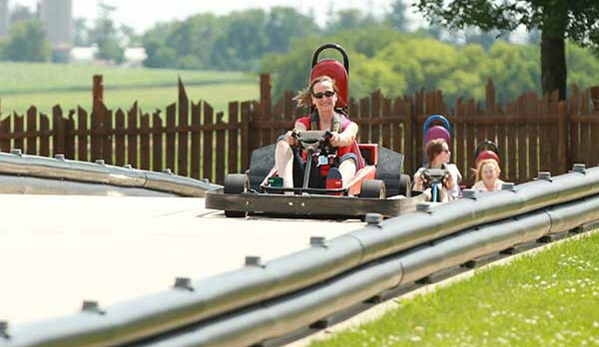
<box><xmin>0</xmin><ymin>150</ymin><xmax>219</xmax><ymax>197</ymax></box>
<box><xmin>1</xmin><ymin>164</ymin><xmax>598</xmax><ymax>347</ymax></box>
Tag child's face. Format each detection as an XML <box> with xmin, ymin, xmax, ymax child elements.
<box><xmin>482</xmin><ymin>163</ymin><xmax>498</xmax><ymax>181</ymax></box>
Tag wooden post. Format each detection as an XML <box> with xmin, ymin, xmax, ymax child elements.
<box><xmin>178</xmin><ymin>78</ymin><xmax>189</xmax><ymax>176</ymax></box>
<box><xmin>52</xmin><ymin>105</ymin><xmax>65</xmax><ymax>157</ymax></box>
<box><xmin>115</xmin><ymin>109</ymin><xmax>126</xmax><ymax>166</ymax></box>
<box><xmin>127</xmin><ymin>102</ymin><xmax>138</xmax><ymax>167</ymax></box>
<box><xmin>93</xmin><ymin>75</ymin><xmax>103</xmax><ymax>114</ymax></box>
<box><xmin>202</xmin><ymin>102</ymin><xmax>214</xmax><ymax>182</ymax></box>
<box><xmin>241</xmin><ymin>101</ymin><xmax>251</xmax><ymax>171</ymax></box>
<box><xmin>558</xmin><ymin>101</ymin><xmax>568</xmax><ymax>174</ymax></box>
<box><xmin>140</xmin><ymin>113</ymin><xmax>150</xmax><ymax>170</ymax></box>
<box><xmin>65</xmin><ymin>110</ymin><xmax>75</xmax><ymax>159</ymax></box>
<box><xmin>152</xmin><ymin>110</ymin><xmax>163</xmax><ymax>172</ymax></box>
<box><xmin>404</xmin><ymin>97</ymin><xmax>414</xmax><ymax>175</ymax></box>
<box><xmin>165</xmin><ymin>103</ymin><xmax>176</xmax><ymax>172</ymax></box>
<box><xmin>228</xmin><ymin>102</ymin><xmax>240</xmax><ymax>175</ymax></box>
<box><xmin>26</xmin><ymin>106</ymin><xmax>37</xmax><ymax>155</ymax></box>
<box><xmin>77</xmin><ymin>107</ymin><xmax>88</xmax><ymax>161</ymax></box>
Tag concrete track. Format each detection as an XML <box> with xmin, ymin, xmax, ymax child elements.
<box><xmin>0</xmin><ymin>194</ymin><xmax>365</xmax><ymax>324</ymax></box>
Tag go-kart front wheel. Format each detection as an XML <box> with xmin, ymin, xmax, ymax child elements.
<box><xmin>224</xmin><ymin>174</ymin><xmax>250</xmax><ymax>218</ymax></box>
<box><xmin>360</xmin><ymin>179</ymin><xmax>386</xmax><ymax>199</ymax></box>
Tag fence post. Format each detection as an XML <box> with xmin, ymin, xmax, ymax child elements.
<box><xmin>93</xmin><ymin>75</ymin><xmax>103</xmax><ymax>113</ymax></box>
<box><xmin>260</xmin><ymin>74</ymin><xmax>271</xmax><ymax>118</ymax></box>
<box><xmin>558</xmin><ymin>101</ymin><xmax>568</xmax><ymax>174</ymax></box>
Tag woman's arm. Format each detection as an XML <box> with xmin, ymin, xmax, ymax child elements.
<box><xmin>331</xmin><ymin>121</ymin><xmax>358</xmax><ymax>147</ymax></box>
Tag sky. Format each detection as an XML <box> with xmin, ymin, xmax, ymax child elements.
<box><xmin>10</xmin><ymin>0</ymin><xmax>423</xmax><ymax>33</ymax></box>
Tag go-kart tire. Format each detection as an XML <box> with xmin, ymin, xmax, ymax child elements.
<box><xmin>360</xmin><ymin>179</ymin><xmax>386</xmax><ymax>199</ymax></box>
<box><xmin>399</xmin><ymin>174</ymin><xmax>412</xmax><ymax>198</ymax></box>
<box><xmin>224</xmin><ymin>174</ymin><xmax>249</xmax><ymax>218</ymax></box>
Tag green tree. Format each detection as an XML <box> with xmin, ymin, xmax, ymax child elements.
<box><xmin>266</xmin><ymin>7</ymin><xmax>319</xmax><ymax>53</ymax></box>
<box><xmin>211</xmin><ymin>10</ymin><xmax>269</xmax><ymax>70</ymax></box>
<box><xmin>326</xmin><ymin>9</ymin><xmax>381</xmax><ymax>34</ymax></box>
<box><xmin>91</xmin><ymin>2</ymin><xmax>124</xmax><ymax>64</ymax></box>
<box><xmin>4</xmin><ymin>20</ymin><xmax>51</xmax><ymax>62</ymax></box>
<box><xmin>413</xmin><ymin>0</ymin><xmax>599</xmax><ymax>100</ymax></box>
<box><xmin>385</xmin><ymin>0</ymin><xmax>410</xmax><ymax>32</ymax></box>
<box><xmin>9</xmin><ymin>4</ymin><xmax>34</xmax><ymax>24</ymax></box>
<box><xmin>73</xmin><ymin>18</ymin><xmax>91</xmax><ymax>46</ymax></box>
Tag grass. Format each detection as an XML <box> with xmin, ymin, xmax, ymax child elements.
<box><xmin>0</xmin><ymin>62</ymin><xmax>259</xmax><ymax>115</ymax></box>
<box><xmin>309</xmin><ymin>230</ymin><xmax>599</xmax><ymax>347</ymax></box>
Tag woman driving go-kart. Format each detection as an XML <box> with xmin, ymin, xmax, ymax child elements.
<box><xmin>275</xmin><ymin>75</ymin><xmax>363</xmax><ymax>192</ymax></box>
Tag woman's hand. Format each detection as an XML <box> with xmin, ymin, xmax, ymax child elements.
<box><xmin>444</xmin><ymin>172</ymin><xmax>455</xmax><ymax>190</ymax></box>
<box><xmin>285</xmin><ymin>130</ymin><xmax>298</xmax><ymax>146</ymax></box>
<box><xmin>329</xmin><ymin>131</ymin><xmax>343</xmax><ymax>147</ymax></box>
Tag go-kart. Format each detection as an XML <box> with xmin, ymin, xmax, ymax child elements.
<box><xmin>205</xmin><ymin>128</ymin><xmax>419</xmax><ymax>218</ymax></box>
<box><xmin>205</xmin><ymin>43</ymin><xmax>423</xmax><ymax>218</ymax></box>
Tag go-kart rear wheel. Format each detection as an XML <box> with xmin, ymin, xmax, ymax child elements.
<box><xmin>399</xmin><ymin>174</ymin><xmax>412</xmax><ymax>198</ymax></box>
<box><xmin>360</xmin><ymin>179</ymin><xmax>386</xmax><ymax>199</ymax></box>
<box><xmin>224</xmin><ymin>174</ymin><xmax>249</xmax><ymax>218</ymax></box>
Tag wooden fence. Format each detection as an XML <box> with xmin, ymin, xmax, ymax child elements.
<box><xmin>0</xmin><ymin>74</ymin><xmax>598</xmax><ymax>186</ymax></box>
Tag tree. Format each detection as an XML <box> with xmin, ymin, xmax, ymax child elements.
<box><xmin>413</xmin><ymin>0</ymin><xmax>599</xmax><ymax>100</ymax></box>
<box><xmin>326</xmin><ymin>9</ymin><xmax>381</xmax><ymax>34</ymax></box>
<box><xmin>4</xmin><ymin>20</ymin><xmax>51</xmax><ymax>62</ymax></box>
<box><xmin>265</xmin><ymin>7</ymin><xmax>318</xmax><ymax>53</ymax></box>
<box><xmin>91</xmin><ymin>2</ymin><xmax>124</xmax><ymax>64</ymax></box>
<box><xmin>73</xmin><ymin>18</ymin><xmax>91</xmax><ymax>46</ymax></box>
<box><xmin>10</xmin><ymin>4</ymin><xmax>35</xmax><ymax>24</ymax></box>
<box><xmin>385</xmin><ymin>0</ymin><xmax>410</xmax><ymax>32</ymax></box>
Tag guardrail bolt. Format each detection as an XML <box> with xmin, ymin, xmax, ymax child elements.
<box><xmin>537</xmin><ymin>172</ymin><xmax>551</xmax><ymax>181</ymax></box>
<box><xmin>163</xmin><ymin>168</ymin><xmax>173</xmax><ymax>175</ymax></box>
<box><xmin>0</xmin><ymin>321</ymin><xmax>9</xmax><ymax>339</ymax></box>
<box><xmin>501</xmin><ymin>182</ymin><xmax>516</xmax><ymax>192</ymax></box>
<box><xmin>416</xmin><ymin>203</ymin><xmax>433</xmax><ymax>213</ymax></box>
<box><xmin>54</xmin><ymin>154</ymin><xmax>65</xmax><ymax>160</ymax></box>
<box><xmin>572</xmin><ymin>163</ymin><xmax>586</xmax><ymax>173</ymax></box>
<box><xmin>81</xmin><ymin>300</ymin><xmax>105</xmax><ymax>315</ymax></box>
<box><xmin>462</xmin><ymin>189</ymin><xmax>478</xmax><ymax>199</ymax></box>
<box><xmin>365</xmin><ymin>213</ymin><xmax>383</xmax><ymax>226</ymax></box>
<box><xmin>245</xmin><ymin>256</ymin><xmax>263</xmax><ymax>267</ymax></box>
<box><xmin>173</xmin><ymin>277</ymin><xmax>194</xmax><ymax>291</ymax></box>
<box><xmin>123</xmin><ymin>164</ymin><xmax>133</xmax><ymax>169</ymax></box>
<box><xmin>310</xmin><ymin>236</ymin><xmax>326</xmax><ymax>247</ymax></box>
<box><xmin>95</xmin><ymin>159</ymin><xmax>105</xmax><ymax>165</ymax></box>
<box><xmin>10</xmin><ymin>149</ymin><xmax>22</xmax><ymax>156</ymax></box>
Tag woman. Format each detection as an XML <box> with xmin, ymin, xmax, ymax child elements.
<box><xmin>413</xmin><ymin>138</ymin><xmax>462</xmax><ymax>202</ymax></box>
<box><xmin>472</xmin><ymin>159</ymin><xmax>504</xmax><ymax>192</ymax></box>
<box><xmin>275</xmin><ymin>75</ymin><xmax>361</xmax><ymax>189</ymax></box>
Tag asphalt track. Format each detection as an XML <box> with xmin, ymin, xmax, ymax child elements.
<box><xmin>0</xmin><ymin>194</ymin><xmax>365</xmax><ymax>324</ymax></box>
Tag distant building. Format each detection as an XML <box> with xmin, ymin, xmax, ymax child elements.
<box><xmin>0</xmin><ymin>0</ymin><xmax>8</xmax><ymax>37</ymax></box>
<box><xmin>39</xmin><ymin>0</ymin><xmax>72</xmax><ymax>62</ymax></box>
<box><xmin>123</xmin><ymin>47</ymin><xmax>148</xmax><ymax>68</ymax></box>
<box><xmin>70</xmin><ymin>46</ymin><xmax>98</xmax><ymax>64</ymax></box>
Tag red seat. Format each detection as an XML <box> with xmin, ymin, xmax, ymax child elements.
<box><xmin>310</xmin><ymin>59</ymin><xmax>348</xmax><ymax>110</ymax></box>
<box><xmin>358</xmin><ymin>144</ymin><xmax>378</xmax><ymax>166</ymax></box>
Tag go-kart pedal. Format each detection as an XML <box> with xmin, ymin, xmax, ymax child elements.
<box><xmin>326</xmin><ymin>167</ymin><xmax>343</xmax><ymax>195</ymax></box>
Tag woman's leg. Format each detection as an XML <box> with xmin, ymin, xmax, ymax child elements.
<box><xmin>275</xmin><ymin>140</ymin><xmax>295</xmax><ymax>188</ymax></box>
<box><xmin>338</xmin><ymin>158</ymin><xmax>357</xmax><ymax>187</ymax></box>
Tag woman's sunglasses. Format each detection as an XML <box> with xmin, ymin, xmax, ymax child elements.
<box><xmin>312</xmin><ymin>90</ymin><xmax>336</xmax><ymax>99</ymax></box>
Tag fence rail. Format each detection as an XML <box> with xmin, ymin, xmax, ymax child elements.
<box><xmin>1</xmin><ymin>75</ymin><xmax>598</xmax><ymax>186</ymax></box>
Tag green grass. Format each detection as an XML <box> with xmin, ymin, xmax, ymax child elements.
<box><xmin>0</xmin><ymin>62</ymin><xmax>259</xmax><ymax>115</ymax></box>
<box><xmin>309</xmin><ymin>230</ymin><xmax>599</xmax><ymax>347</ymax></box>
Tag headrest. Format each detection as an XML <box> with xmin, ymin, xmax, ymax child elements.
<box><xmin>424</xmin><ymin>125</ymin><xmax>451</xmax><ymax>147</ymax></box>
<box><xmin>310</xmin><ymin>59</ymin><xmax>348</xmax><ymax>109</ymax></box>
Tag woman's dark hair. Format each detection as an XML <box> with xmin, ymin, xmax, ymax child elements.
<box><xmin>425</xmin><ymin>138</ymin><xmax>447</xmax><ymax>165</ymax></box>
